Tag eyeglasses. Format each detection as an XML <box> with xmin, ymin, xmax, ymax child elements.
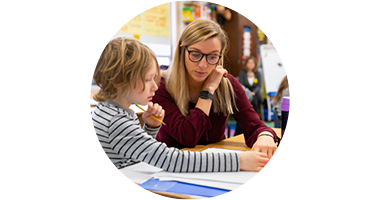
<box><xmin>184</xmin><ymin>46</ymin><xmax>222</xmax><ymax>65</ymax></box>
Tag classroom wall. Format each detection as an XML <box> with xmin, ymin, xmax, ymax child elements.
<box><xmin>114</xmin><ymin>3</ymin><xmax>171</xmax><ymax>43</ymax></box>
<box><xmin>111</xmin><ymin>32</ymin><xmax>170</xmax><ymax>45</ymax></box>
<box><xmin>112</xmin><ymin>3</ymin><xmax>172</xmax><ymax>65</ymax></box>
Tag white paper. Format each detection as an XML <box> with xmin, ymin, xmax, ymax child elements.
<box><xmin>122</xmin><ymin>162</ymin><xmax>163</xmax><ymax>174</ymax></box>
<box><xmin>152</xmin><ymin>148</ymin><xmax>257</xmax><ymax>190</ymax></box>
<box><xmin>202</xmin><ymin>148</ymin><xmax>244</xmax><ymax>153</ymax></box>
<box><xmin>125</xmin><ymin>162</ymin><xmax>163</xmax><ymax>174</ymax></box>
<box><xmin>119</xmin><ymin>170</ymin><xmax>153</xmax><ymax>184</ymax></box>
<box><xmin>155</xmin><ymin>171</ymin><xmax>256</xmax><ymax>184</ymax></box>
<box><xmin>128</xmin><ymin>104</ymin><xmax>147</xmax><ymax>114</ymax></box>
<box><xmin>118</xmin><ymin>148</ymin><xmax>257</xmax><ymax>190</ymax></box>
<box><xmin>119</xmin><ymin>162</ymin><xmax>162</xmax><ymax>184</ymax></box>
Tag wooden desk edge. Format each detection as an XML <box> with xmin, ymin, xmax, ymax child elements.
<box><xmin>182</xmin><ymin>128</ymin><xmax>281</xmax><ymax>152</ymax></box>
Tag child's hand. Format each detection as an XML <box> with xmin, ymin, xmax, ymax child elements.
<box><xmin>238</xmin><ymin>151</ymin><xmax>268</xmax><ymax>171</ymax></box>
<box><xmin>142</xmin><ymin>102</ymin><xmax>165</xmax><ymax>128</ymax></box>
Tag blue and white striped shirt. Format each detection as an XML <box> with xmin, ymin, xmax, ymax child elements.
<box><xmin>92</xmin><ymin>101</ymin><xmax>240</xmax><ymax>172</ymax></box>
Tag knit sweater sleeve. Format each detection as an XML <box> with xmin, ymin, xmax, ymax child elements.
<box><xmin>152</xmin><ymin>77</ymin><xmax>213</xmax><ymax>148</ymax></box>
<box><xmin>228</xmin><ymin>76</ymin><xmax>278</xmax><ymax>147</ymax></box>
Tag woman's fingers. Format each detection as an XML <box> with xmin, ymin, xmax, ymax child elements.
<box><xmin>252</xmin><ymin>144</ymin><xmax>276</xmax><ymax>159</ymax></box>
<box><xmin>216</xmin><ymin>66</ymin><xmax>227</xmax><ymax>76</ymax></box>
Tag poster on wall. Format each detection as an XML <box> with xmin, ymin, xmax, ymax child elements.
<box><xmin>118</xmin><ymin>14</ymin><xmax>143</xmax><ymax>35</ymax></box>
<box><xmin>143</xmin><ymin>3</ymin><xmax>170</xmax><ymax>37</ymax></box>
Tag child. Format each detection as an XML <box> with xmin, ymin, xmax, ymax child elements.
<box><xmin>92</xmin><ymin>37</ymin><xmax>268</xmax><ymax>172</ymax></box>
<box><xmin>273</xmin><ymin>76</ymin><xmax>289</xmax><ymax>128</ymax></box>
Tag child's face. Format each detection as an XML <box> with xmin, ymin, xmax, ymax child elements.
<box><xmin>127</xmin><ymin>59</ymin><xmax>158</xmax><ymax>106</ymax></box>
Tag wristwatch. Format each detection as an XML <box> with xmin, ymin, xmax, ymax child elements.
<box><xmin>199</xmin><ymin>90</ymin><xmax>214</xmax><ymax>100</ymax></box>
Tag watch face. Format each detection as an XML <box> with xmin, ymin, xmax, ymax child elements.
<box><xmin>200</xmin><ymin>91</ymin><xmax>214</xmax><ymax>100</ymax></box>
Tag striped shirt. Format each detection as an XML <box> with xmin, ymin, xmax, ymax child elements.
<box><xmin>92</xmin><ymin>101</ymin><xmax>240</xmax><ymax>172</ymax></box>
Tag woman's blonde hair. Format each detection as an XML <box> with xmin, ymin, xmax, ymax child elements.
<box><xmin>165</xmin><ymin>19</ymin><xmax>236</xmax><ymax>116</ymax></box>
<box><xmin>93</xmin><ymin>37</ymin><xmax>159</xmax><ymax>101</ymax></box>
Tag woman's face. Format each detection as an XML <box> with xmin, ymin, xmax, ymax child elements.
<box><xmin>184</xmin><ymin>37</ymin><xmax>222</xmax><ymax>85</ymax></box>
<box><xmin>246</xmin><ymin>59</ymin><xmax>255</xmax><ymax>71</ymax></box>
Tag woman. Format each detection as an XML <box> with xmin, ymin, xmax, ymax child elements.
<box><xmin>152</xmin><ymin>19</ymin><xmax>279</xmax><ymax>158</ymax></box>
<box><xmin>238</xmin><ymin>56</ymin><xmax>263</xmax><ymax>113</ymax></box>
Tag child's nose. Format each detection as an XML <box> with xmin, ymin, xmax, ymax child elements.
<box><xmin>152</xmin><ymin>80</ymin><xmax>158</xmax><ymax>91</ymax></box>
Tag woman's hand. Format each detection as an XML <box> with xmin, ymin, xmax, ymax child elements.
<box><xmin>239</xmin><ymin>151</ymin><xmax>268</xmax><ymax>171</ymax></box>
<box><xmin>142</xmin><ymin>102</ymin><xmax>165</xmax><ymax>128</ymax></box>
<box><xmin>202</xmin><ymin>65</ymin><xmax>228</xmax><ymax>94</ymax></box>
<box><xmin>251</xmin><ymin>91</ymin><xmax>256</xmax><ymax>96</ymax></box>
<box><xmin>251</xmin><ymin>132</ymin><xmax>277</xmax><ymax>159</ymax></box>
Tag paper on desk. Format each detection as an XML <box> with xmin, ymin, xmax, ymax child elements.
<box><xmin>202</xmin><ymin>148</ymin><xmax>244</xmax><ymax>153</ymax></box>
<box><xmin>119</xmin><ymin>162</ymin><xmax>163</xmax><ymax>184</ymax></box>
<box><xmin>155</xmin><ymin>171</ymin><xmax>256</xmax><ymax>184</ymax></box>
<box><xmin>122</xmin><ymin>162</ymin><xmax>163</xmax><ymax>173</ymax></box>
<box><xmin>129</xmin><ymin>104</ymin><xmax>147</xmax><ymax>113</ymax></box>
<box><xmin>120</xmin><ymin>170</ymin><xmax>153</xmax><ymax>184</ymax></box>
<box><xmin>153</xmin><ymin>148</ymin><xmax>257</xmax><ymax>190</ymax></box>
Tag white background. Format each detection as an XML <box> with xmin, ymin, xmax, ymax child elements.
<box><xmin>1</xmin><ymin>0</ymin><xmax>379</xmax><ymax>199</ymax></box>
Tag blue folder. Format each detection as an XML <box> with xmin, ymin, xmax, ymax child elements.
<box><xmin>139</xmin><ymin>178</ymin><xmax>230</xmax><ymax>197</ymax></box>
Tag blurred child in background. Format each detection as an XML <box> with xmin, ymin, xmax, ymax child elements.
<box><xmin>273</xmin><ymin>76</ymin><xmax>289</xmax><ymax>128</ymax></box>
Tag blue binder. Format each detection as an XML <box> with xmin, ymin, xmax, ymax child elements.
<box><xmin>139</xmin><ymin>178</ymin><xmax>230</xmax><ymax>197</ymax></box>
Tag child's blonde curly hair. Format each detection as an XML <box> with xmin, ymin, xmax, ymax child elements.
<box><xmin>93</xmin><ymin>37</ymin><xmax>159</xmax><ymax>101</ymax></box>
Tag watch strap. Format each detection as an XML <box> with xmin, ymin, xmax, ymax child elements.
<box><xmin>199</xmin><ymin>90</ymin><xmax>214</xmax><ymax>100</ymax></box>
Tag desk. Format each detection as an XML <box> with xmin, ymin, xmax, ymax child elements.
<box><xmin>182</xmin><ymin>128</ymin><xmax>281</xmax><ymax>152</ymax></box>
<box><xmin>144</xmin><ymin>128</ymin><xmax>281</xmax><ymax>199</ymax></box>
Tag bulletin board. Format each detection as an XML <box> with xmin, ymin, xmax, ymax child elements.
<box><xmin>118</xmin><ymin>14</ymin><xmax>143</xmax><ymax>35</ymax></box>
<box><xmin>118</xmin><ymin>3</ymin><xmax>169</xmax><ymax>37</ymax></box>
<box><xmin>144</xmin><ymin>3</ymin><xmax>170</xmax><ymax>37</ymax></box>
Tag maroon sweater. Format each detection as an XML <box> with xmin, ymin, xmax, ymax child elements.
<box><xmin>152</xmin><ymin>74</ymin><xmax>278</xmax><ymax>148</ymax></box>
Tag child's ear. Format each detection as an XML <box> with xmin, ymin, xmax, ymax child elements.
<box><xmin>112</xmin><ymin>80</ymin><xmax>120</xmax><ymax>88</ymax></box>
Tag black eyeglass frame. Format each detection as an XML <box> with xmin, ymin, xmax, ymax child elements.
<box><xmin>184</xmin><ymin>46</ymin><xmax>222</xmax><ymax>65</ymax></box>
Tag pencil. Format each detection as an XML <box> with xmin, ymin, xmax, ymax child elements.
<box><xmin>134</xmin><ymin>104</ymin><xmax>166</xmax><ymax>126</ymax></box>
